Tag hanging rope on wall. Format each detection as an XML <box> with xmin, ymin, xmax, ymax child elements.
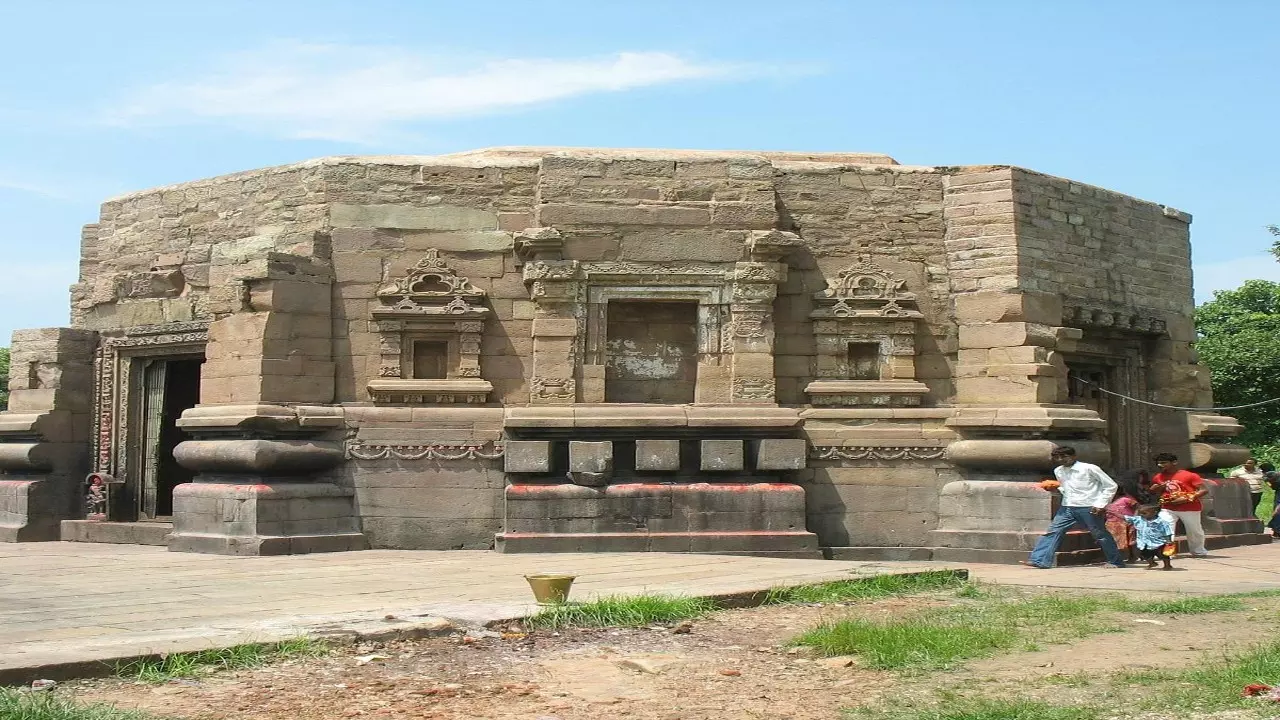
<box><xmin>1070</xmin><ymin>375</ymin><xmax>1280</xmax><ymax>413</ymax></box>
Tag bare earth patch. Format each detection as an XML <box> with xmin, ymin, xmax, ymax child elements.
<box><xmin>59</xmin><ymin>593</ymin><xmax>1280</xmax><ymax>720</ymax></box>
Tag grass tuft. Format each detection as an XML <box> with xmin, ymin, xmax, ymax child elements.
<box><xmin>794</xmin><ymin>594</ymin><xmax>1119</xmax><ymax>670</ymax></box>
<box><xmin>1116</xmin><ymin>640</ymin><xmax>1280</xmax><ymax>712</ymax></box>
<box><xmin>0</xmin><ymin>688</ymin><xmax>158</xmax><ymax>720</ymax></box>
<box><xmin>524</xmin><ymin>594</ymin><xmax>717</xmax><ymax>629</ymax></box>
<box><xmin>794</xmin><ymin>617</ymin><xmax>1015</xmax><ymax>670</ymax></box>
<box><xmin>844</xmin><ymin>698</ymin><xmax>1102</xmax><ymax>720</ymax></box>
<box><xmin>115</xmin><ymin>638</ymin><xmax>328</xmax><ymax>683</ymax></box>
<box><xmin>1109</xmin><ymin>595</ymin><xmax>1244</xmax><ymax>615</ymax></box>
<box><xmin>764</xmin><ymin>570</ymin><xmax>967</xmax><ymax>605</ymax></box>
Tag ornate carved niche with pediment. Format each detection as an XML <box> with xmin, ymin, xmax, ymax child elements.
<box><xmin>805</xmin><ymin>257</ymin><xmax>929</xmax><ymax>407</ymax></box>
<box><xmin>367</xmin><ymin>249</ymin><xmax>492</xmax><ymax>404</ymax></box>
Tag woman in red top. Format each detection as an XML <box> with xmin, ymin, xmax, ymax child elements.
<box><xmin>1150</xmin><ymin>452</ymin><xmax>1209</xmax><ymax>557</ymax></box>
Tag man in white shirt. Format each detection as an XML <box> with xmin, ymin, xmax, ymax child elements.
<box><xmin>1228</xmin><ymin>457</ymin><xmax>1266</xmax><ymax>514</ymax></box>
<box><xmin>1025</xmin><ymin>446</ymin><xmax>1127</xmax><ymax>569</ymax></box>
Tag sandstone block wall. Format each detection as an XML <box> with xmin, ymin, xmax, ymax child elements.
<box><xmin>44</xmin><ymin>147</ymin><xmax>1223</xmax><ymax>554</ymax></box>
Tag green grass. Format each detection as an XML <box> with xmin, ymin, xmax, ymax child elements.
<box><xmin>793</xmin><ymin>593</ymin><xmax>1117</xmax><ymax>669</ymax></box>
<box><xmin>524</xmin><ymin>594</ymin><xmax>717</xmax><ymax>629</ymax></box>
<box><xmin>794</xmin><ymin>617</ymin><xmax>1016</xmax><ymax>670</ymax></box>
<box><xmin>1116</xmin><ymin>640</ymin><xmax>1280</xmax><ymax>713</ymax></box>
<box><xmin>763</xmin><ymin>570</ymin><xmax>967</xmax><ymax>605</ymax></box>
<box><xmin>0</xmin><ymin>688</ymin><xmax>159</xmax><ymax>720</ymax></box>
<box><xmin>844</xmin><ymin>698</ymin><xmax>1103</xmax><ymax>720</ymax></box>
<box><xmin>1109</xmin><ymin>594</ymin><xmax>1245</xmax><ymax>614</ymax></box>
<box><xmin>114</xmin><ymin>638</ymin><xmax>328</xmax><ymax>683</ymax></box>
<box><xmin>1258</xmin><ymin>484</ymin><xmax>1275</xmax><ymax>523</ymax></box>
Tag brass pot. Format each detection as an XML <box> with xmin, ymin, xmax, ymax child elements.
<box><xmin>524</xmin><ymin>574</ymin><xmax>576</xmax><ymax>604</ymax></box>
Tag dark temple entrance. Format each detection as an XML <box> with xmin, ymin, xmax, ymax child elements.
<box><xmin>137</xmin><ymin>357</ymin><xmax>203</xmax><ymax>519</ymax></box>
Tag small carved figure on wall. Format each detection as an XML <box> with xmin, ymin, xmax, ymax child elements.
<box><xmin>85</xmin><ymin>474</ymin><xmax>110</xmax><ymax>520</ymax></box>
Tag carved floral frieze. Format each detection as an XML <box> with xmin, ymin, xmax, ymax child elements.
<box><xmin>346</xmin><ymin>440</ymin><xmax>505</xmax><ymax>462</ymax></box>
<box><xmin>811</xmin><ymin>445</ymin><xmax>946</xmax><ymax>461</ymax></box>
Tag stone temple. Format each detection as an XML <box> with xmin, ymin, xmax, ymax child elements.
<box><xmin>0</xmin><ymin>147</ymin><xmax>1265</xmax><ymax>561</ymax></box>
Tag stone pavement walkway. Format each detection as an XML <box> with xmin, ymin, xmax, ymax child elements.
<box><xmin>2</xmin><ymin>541</ymin><xmax>1277</xmax><ymax>683</ymax></box>
<box><xmin>0</xmin><ymin>542</ymin><xmax>941</xmax><ymax>682</ymax></box>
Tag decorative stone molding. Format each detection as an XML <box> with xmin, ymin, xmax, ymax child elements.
<box><xmin>811</xmin><ymin>445</ymin><xmax>947</xmax><ymax>461</ymax></box>
<box><xmin>366</xmin><ymin>379</ymin><xmax>492</xmax><ymax>405</ymax></box>
<box><xmin>1061</xmin><ymin>305</ymin><xmax>1167</xmax><ymax>335</ymax></box>
<box><xmin>368</xmin><ymin>250</ymin><xmax>491</xmax><ymax>404</ymax></box>
<box><xmin>346</xmin><ymin>440</ymin><xmax>505</xmax><ymax>462</ymax></box>
<box><xmin>806</xmin><ymin>257</ymin><xmax>928</xmax><ymax>407</ymax></box>
<box><xmin>732</xmin><ymin>377</ymin><xmax>775</xmax><ymax>402</ymax></box>
<box><xmin>375</xmin><ymin>249</ymin><xmax>486</xmax><ymax>316</ymax></box>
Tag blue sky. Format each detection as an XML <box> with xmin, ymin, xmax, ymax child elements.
<box><xmin>1</xmin><ymin>1</ymin><xmax>1277</xmax><ymax>342</ymax></box>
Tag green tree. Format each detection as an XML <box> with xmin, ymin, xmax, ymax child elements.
<box><xmin>1194</xmin><ymin>280</ymin><xmax>1280</xmax><ymax>448</ymax></box>
<box><xmin>0</xmin><ymin>347</ymin><xmax>8</xmax><ymax>410</ymax></box>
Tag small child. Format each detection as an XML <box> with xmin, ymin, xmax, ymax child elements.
<box><xmin>1125</xmin><ymin>504</ymin><xmax>1176</xmax><ymax>571</ymax></box>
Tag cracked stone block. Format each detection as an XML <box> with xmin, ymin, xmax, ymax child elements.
<box><xmin>635</xmin><ymin>439</ymin><xmax>681</xmax><ymax>472</ymax></box>
<box><xmin>755</xmin><ymin>439</ymin><xmax>808</xmax><ymax>470</ymax></box>
<box><xmin>504</xmin><ymin>441</ymin><xmax>552</xmax><ymax>474</ymax></box>
<box><xmin>700</xmin><ymin>439</ymin><xmax>744</xmax><ymax>472</ymax></box>
<box><xmin>569</xmin><ymin>441</ymin><xmax>613</xmax><ymax>473</ymax></box>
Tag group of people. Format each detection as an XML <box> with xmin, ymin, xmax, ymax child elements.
<box><xmin>1026</xmin><ymin>447</ymin><xmax>1221</xmax><ymax>570</ymax></box>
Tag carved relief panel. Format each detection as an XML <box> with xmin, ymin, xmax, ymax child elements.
<box><xmin>367</xmin><ymin>249</ymin><xmax>492</xmax><ymax>404</ymax></box>
<box><xmin>806</xmin><ymin>257</ymin><xmax>929</xmax><ymax>407</ymax></box>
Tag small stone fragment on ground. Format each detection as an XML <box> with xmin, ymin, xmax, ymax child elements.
<box><xmin>614</xmin><ymin>655</ymin><xmax>685</xmax><ymax>675</ymax></box>
<box><xmin>718</xmin><ymin>668</ymin><xmax>742</xmax><ymax>677</ymax></box>
<box><xmin>816</xmin><ymin>656</ymin><xmax>858</xmax><ymax>669</ymax></box>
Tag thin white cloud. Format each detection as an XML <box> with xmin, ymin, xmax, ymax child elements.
<box><xmin>0</xmin><ymin>177</ymin><xmax>70</xmax><ymax>201</ymax></box>
<box><xmin>1194</xmin><ymin>254</ymin><xmax>1280</xmax><ymax>304</ymax></box>
<box><xmin>105</xmin><ymin>41</ymin><xmax>743</xmax><ymax>144</ymax></box>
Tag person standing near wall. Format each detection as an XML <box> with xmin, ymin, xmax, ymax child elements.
<box><xmin>1025</xmin><ymin>446</ymin><xmax>1127</xmax><ymax>569</ymax></box>
<box><xmin>1150</xmin><ymin>453</ymin><xmax>1209</xmax><ymax>558</ymax></box>
<box><xmin>1228</xmin><ymin>457</ymin><xmax>1266</xmax><ymax>514</ymax></box>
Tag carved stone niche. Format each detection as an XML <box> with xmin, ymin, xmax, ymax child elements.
<box><xmin>805</xmin><ymin>257</ymin><xmax>929</xmax><ymax>407</ymax></box>
<box><xmin>367</xmin><ymin>249</ymin><xmax>492</xmax><ymax>404</ymax></box>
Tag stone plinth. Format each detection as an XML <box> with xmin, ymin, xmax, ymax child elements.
<box><xmin>0</xmin><ymin>328</ymin><xmax>96</xmax><ymax>543</ymax></box>
<box><xmin>169</xmin><ymin>404</ymin><xmax>366</xmax><ymax>556</ymax></box>
<box><xmin>498</xmin><ymin>481</ymin><xmax>819</xmax><ymax>557</ymax></box>
<box><xmin>170</xmin><ymin>482</ymin><xmax>365</xmax><ymax>555</ymax></box>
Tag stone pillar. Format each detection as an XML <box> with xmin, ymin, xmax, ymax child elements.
<box><xmin>0</xmin><ymin>328</ymin><xmax>96</xmax><ymax>541</ymax></box>
<box><xmin>518</xmin><ymin>229</ymin><xmax>584</xmax><ymax>404</ymax></box>
<box><xmin>727</xmin><ymin>231</ymin><xmax>798</xmax><ymax>404</ymax></box>
<box><xmin>169</xmin><ymin>252</ymin><xmax>366</xmax><ymax>555</ymax></box>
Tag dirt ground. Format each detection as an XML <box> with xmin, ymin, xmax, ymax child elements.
<box><xmin>61</xmin><ymin>592</ymin><xmax>1280</xmax><ymax>720</ymax></box>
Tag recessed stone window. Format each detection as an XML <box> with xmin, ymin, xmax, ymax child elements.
<box><xmin>605</xmin><ymin>300</ymin><xmax>698</xmax><ymax>404</ymax></box>
<box><xmin>410</xmin><ymin>340</ymin><xmax>450</xmax><ymax>380</ymax></box>
<box><xmin>846</xmin><ymin>342</ymin><xmax>882</xmax><ymax>381</ymax></box>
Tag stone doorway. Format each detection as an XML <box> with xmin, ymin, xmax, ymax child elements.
<box><xmin>135</xmin><ymin>357</ymin><xmax>202</xmax><ymax>519</ymax></box>
<box><xmin>604</xmin><ymin>300</ymin><xmax>699</xmax><ymax>403</ymax></box>
<box><xmin>1066</xmin><ymin>354</ymin><xmax>1147</xmax><ymax>472</ymax></box>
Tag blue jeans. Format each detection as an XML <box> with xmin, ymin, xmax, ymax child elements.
<box><xmin>1028</xmin><ymin>506</ymin><xmax>1125</xmax><ymax>568</ymax></box>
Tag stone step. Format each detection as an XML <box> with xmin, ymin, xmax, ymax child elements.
<box><xmin>60</xmin><ymin>521</ymin><xmax>172</xmax><ymax>546</ymax></box>
<box><xmin>495</xmin><ymin>530</ymin><xmax>821</xmax><ymax>556</ymax></box>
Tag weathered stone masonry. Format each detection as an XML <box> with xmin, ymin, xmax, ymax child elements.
<box><xmin>0</xmin><ymin>147</ymin><xmax>1263</xmax><ymax>561</ymax></box>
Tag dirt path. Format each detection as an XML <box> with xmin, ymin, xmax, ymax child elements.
<box><xmin>61</xmin><ymin>594</ymin><xmax>1280</xmax><ymax>720</ymax></box>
